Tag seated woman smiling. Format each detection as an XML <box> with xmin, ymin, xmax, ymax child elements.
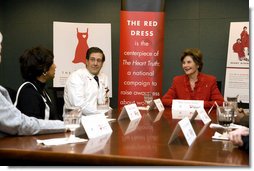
<box><xmin>162</xmin><ymin>48</ymin><xmax>224</xmax><ymax>108</ymax></box>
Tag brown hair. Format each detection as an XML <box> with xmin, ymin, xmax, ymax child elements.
<box><xmin>180</xmin><ymin>48</ymin><xmax>203</xmax><ymax>72</ymax></box>
<box><xmin>86</xmin><ymin>47</ymin><xmax>105</xmax><ymax>62</ymax></box>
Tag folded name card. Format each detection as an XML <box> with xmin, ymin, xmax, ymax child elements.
<box><xmin>196</xmin><ymin>108</ymin><xmax>211</xmax><ymax>124</ymax></box>
<box><xmin>148</xmin><ymin>98</ymin><xmax>165</xmax><ymax>112</ymax></box>
<box><xmin>118</xmin><ymin>103</ymin><xmax>142</xmax><ymax>121</ymax></box>
<box><xmin>172</xmin><ymin>100</ymin><xmax>204</xmax><ymax>119</ymax></box>
<box><xmin>118</xmin><ymin>118</ymin><xmax>141</xmax><ymax>135</ymax></box>
<box><xmin>81</xmin><ymin>114</ymin><xmax>113</xmax><ymax>139</ymax></box>
<box><xmin>83</xmin><ymin>133</ymin><xmax>112</xmax><ymax>154</ymax></box>
<box><xmin>147</xmin><ymin>111</ymin><xmax>163</xmax><ymax>123</ymax></box>
<box><xmin>190</xmin><ymin>108</ymin><xmax>211</xmax><ymax>124</ymax></box>
<box><xmin>168</xmin><ymin>117</ymin><xmax>197</xmax><ymax>146</ymax></box>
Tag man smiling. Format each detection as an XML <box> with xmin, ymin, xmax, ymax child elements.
<box><xmin>64</xmin><ymin>47</ymin><xmax>110</xmax><ymax>115</ymax></box>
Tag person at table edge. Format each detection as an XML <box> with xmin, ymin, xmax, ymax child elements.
<box><xmin>0</xmin><ymin>32</ymin><xmax>65</xmax><ymax>136</ymax></box>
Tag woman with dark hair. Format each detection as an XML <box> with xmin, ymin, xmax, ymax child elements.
<box><xmin>162</xmin><ymin>48</ymin><xmax>224</xmax><ymax>108</ymax></box>
<box><xmin>15</xmin><ymin>46</ymin><xmax>61</xmax><ymax>120</ymax></box>
<box><xmin>0</xmin><ymin>42</ymin><xmax>65</xmax><ymax>136</ymax></box>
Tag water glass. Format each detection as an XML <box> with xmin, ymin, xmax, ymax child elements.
<box><xmin>144</xmin><ymin>92</ymin><xmax>153</xmax><ymax>107</ymax></box>
<box><xmin>63</xmin><ymin>106</ymin><xmax>82</xmax><ymax>140</ymax></box>
<box><xmin>217</xmin><ymin>106</ymin><xmax>234</xmax><ymax>128</ymax></box>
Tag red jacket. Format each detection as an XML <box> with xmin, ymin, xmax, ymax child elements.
<box><xmin>162</xmin><ymin>73</ymin><xmax>224</xmax><ymax>108</ymax></box>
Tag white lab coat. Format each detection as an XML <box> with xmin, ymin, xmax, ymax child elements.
<box><xmin>64</xmin><ymin>68</ymin><xmax>109</xmax><ymax>115</ymax></box>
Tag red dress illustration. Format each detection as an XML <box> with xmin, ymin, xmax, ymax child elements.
<box><xmin>240</xmin><ymin>26</ymin><xmax>249</xmax><ymax>48</ymax></box>
<box><xmin>72</xmin><ymin>28</ymin><xmax>89</xmax><ymax>64</ymax></box>
<box><xmin>232</xmin><ymin>38</ymin><xmax>244</xmax><ymax>60</ymax></box>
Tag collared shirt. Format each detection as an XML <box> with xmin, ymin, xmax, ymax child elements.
<box><xmin>64</xmin><ymin>67</ymin><xmax>109</xmax><ymax>115</ymax></box>
<box><xmin>0</xmin><ymin>86</ymin><xmax>65</xmax><ymax>137</ymax></box>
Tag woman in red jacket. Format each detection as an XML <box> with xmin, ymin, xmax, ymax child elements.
<box><xmin>162</xmin><ymin>48</ymin><xmax>224</xmax><ymax>108</ymax></box>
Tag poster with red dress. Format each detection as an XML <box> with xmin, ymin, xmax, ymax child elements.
<box><xmin>226</xmin><ymin>22</ymin><xmax>249</xmax><ymax>67</ymax></box>
<box><xmin>53</xmin><ymin>21</ymin><xmax>112</xmax><ymax>98</ymax></box>
<box><xmin>224</xmin><ymin>22</ymin><xmax>249</xmax><ymax>103</ymax></box>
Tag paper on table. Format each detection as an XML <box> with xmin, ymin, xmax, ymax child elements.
<box><xmin>37</xmin><ymin>137</ymin><xmax>87</xmax><ymax>146</ymax></box>
<box><xmin>137</xmin><ymin>106</ymin><xmax>149</xmax><ymax>110</ymax></box>
<box><xmin>212</xmin><ymin>132</ymin><xmax>229</xmax><ymax>140</ymax></box>
<box><xmin>209</xmin><ymin>123</ymin><xmax>243</xmax><ymax>129</ymax></box>
<box><xmin>107</xmin><ymin>118</ymin><xmax>116</xmax><ymax>122</ymax></box>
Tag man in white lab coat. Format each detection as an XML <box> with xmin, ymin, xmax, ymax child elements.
<box><xmin>64</xmin><ymin>47</ymin><xmax>110</xmax><ymax>115</ymax></box>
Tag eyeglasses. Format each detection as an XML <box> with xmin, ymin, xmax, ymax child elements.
<box><xmin>89</xmin><ymin>57</ymin><xmax>103</xmax><ymax>63</ymax></box>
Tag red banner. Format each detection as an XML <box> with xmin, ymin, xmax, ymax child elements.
<box><xmin>118</xmin><ymin>11</ymin><xmax>165</xmax><ymax>108</ymax></box>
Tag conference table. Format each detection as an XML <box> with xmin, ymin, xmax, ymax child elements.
<box><xmin>0</xmin><ymin>108</ymin><xmax>249</xmax><ymax>166</ymax></box>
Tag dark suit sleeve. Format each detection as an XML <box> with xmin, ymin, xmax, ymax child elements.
<box><xmin>240</xmin><ymin>135</ymin><xmax>249</xmax><ymax>153</ymax></box>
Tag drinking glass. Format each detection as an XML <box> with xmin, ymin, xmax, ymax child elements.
<box><xmin>224</xmin><ymin>101</ymin><xmax>237</xmax><ymax>122</ymax></box>
<box><xmin>63</xmin><ymin>106</ymin><xmax>82</xmax><ymax>141</ymax></box>
<box><xmin>217</xmin><ymin>105</ymin><xmax>234</xmax><ymax>151</ymax></box>
<box><xmin>217</xmin><ymin>105</ymin><xmax>234</xmax><ymax>131</ymax></box>
<box><xmin>226</xmin><ymin>97</ymin><xmax>238</xmax><ymax>118</ymax></box>
<box><xmin>144</xmin><ymin>92</ymin><xmax>153</xmax><ymax>108</ymax></box>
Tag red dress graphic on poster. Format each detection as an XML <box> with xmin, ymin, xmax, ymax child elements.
<box><xmin>232</xmin><ymin>26</ymin><xmax>249</xmax><ymax>61</ymax></box>
<box><xmin>232</xmin><ymin>38</ymin><xmax>244</xmax><ymax>60</ymax></box>
<box><xmin>72</xmin><ymin>28</ymin><xmax>89</xmax><ymax>64</ymax></box>
<box><xmin>240</xmin><ymin>26</ymin><xmax>249</xmax><ymax>48</ymax></box>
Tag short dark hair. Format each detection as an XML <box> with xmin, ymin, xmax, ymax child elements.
<box><xmin>180</xmin><ymin>48</ymin><xmax>203</xmax><ymax>72</ymax></box>
<box><xmin>86</xmin><ymin>47</ymin><xmax>105</xmax><ymax>62</ymax></box>
<box><xmin>19</xmin><ymin>46</ymin><xmax>54</xmax><ymax>81</ymax></box>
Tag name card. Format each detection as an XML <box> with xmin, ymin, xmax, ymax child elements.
<box><xmin>147</xmin><ymin>111</ymin><xmax>164</xmax><ymax>123</ymax></box>
<box><xmin>168</xmin><ymin>117</ymin><xmax>197</xmax><ymax>146</ymax></box>
<box><xmin>119</xmin><ymin>118</ymin><xmax>141</xmax><ymax>135</ymax></box>
<box><xmin>118</xmin><ymin>103</ymin><xmax>142</xmax><ymax>121</ymax></box>
<box><xmin>172</xmin><ymin>100</ymin><xmax>204</xmax><ymax>119</ymax></box>
<box><xmin>197</xmin><ymin>108</ymin><xmax>211</xmax><ymax>124</ymax></box>
<box><xmin>190</xmin><ymin>109</ymin><xmax>211</xmax><ymax>125</ymax></box>
<box><xmin>83</xmin><ymin>133</ymin><xmax>112</xmax><ymax>154</ymax></box>
<box><xmin>81</xmin><ymin>114</ymin><xmax>112</xmax><ymax>139</ymax></box>
<box><xmin>179</xmin><ymin>117</ymin><xmax>197</xmax><ymax>146</ymax></box>
<box><xmin>148</xmin><ymin>98</ymin><xmax>165</xmax><ymax>112</ymax></box>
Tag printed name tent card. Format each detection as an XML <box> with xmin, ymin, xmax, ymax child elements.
<box><xmin>118</xmin><ymin>118</ymin><xmax>141</xmax><ymax>135</ymax></box>
<box><xmin>197</xmin><ymin>108</ymin><xmax>211</xmax><ymax>124</ymax></box>
<box><xmin>148</xmin><ymin>98</ymin><xmax>165</xmax><ymax>112</ymax></box>
<box><xmin>81</xmin><ymin>114</ymin><xmax>112</xmax><ymax>139</ymax></box>
<box><xmin>168</xmin><ymin>117</ymin><xmax>197</xmax><ymax>146</ymax></box>
<box><xmin>118</xmin><ymin>103</ymin><xmax>142</xmax><ymax>121</ymax></box>
<box><xmin>168</xmin><ymin>122</ymin><xmax>181</xmax><ymax>144</ymax></box>
<box><xmin>172</xmin><ymin>100</ymin><xmax>204</xmax><ymax>119</ymax></box>
<box><xmin>190</xmin><ymin>108</ymin><xmax>211</xmax><ymax>125</ymax></box>
<box><xmin>83</xmin><ymin>133</ymin><xmax>112</xmax><ymax>154</ymax></box>
<box><xmin>147</xmin><ymin>111</ymin><xmax>164</xmax><ymax>123</ymax></box>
